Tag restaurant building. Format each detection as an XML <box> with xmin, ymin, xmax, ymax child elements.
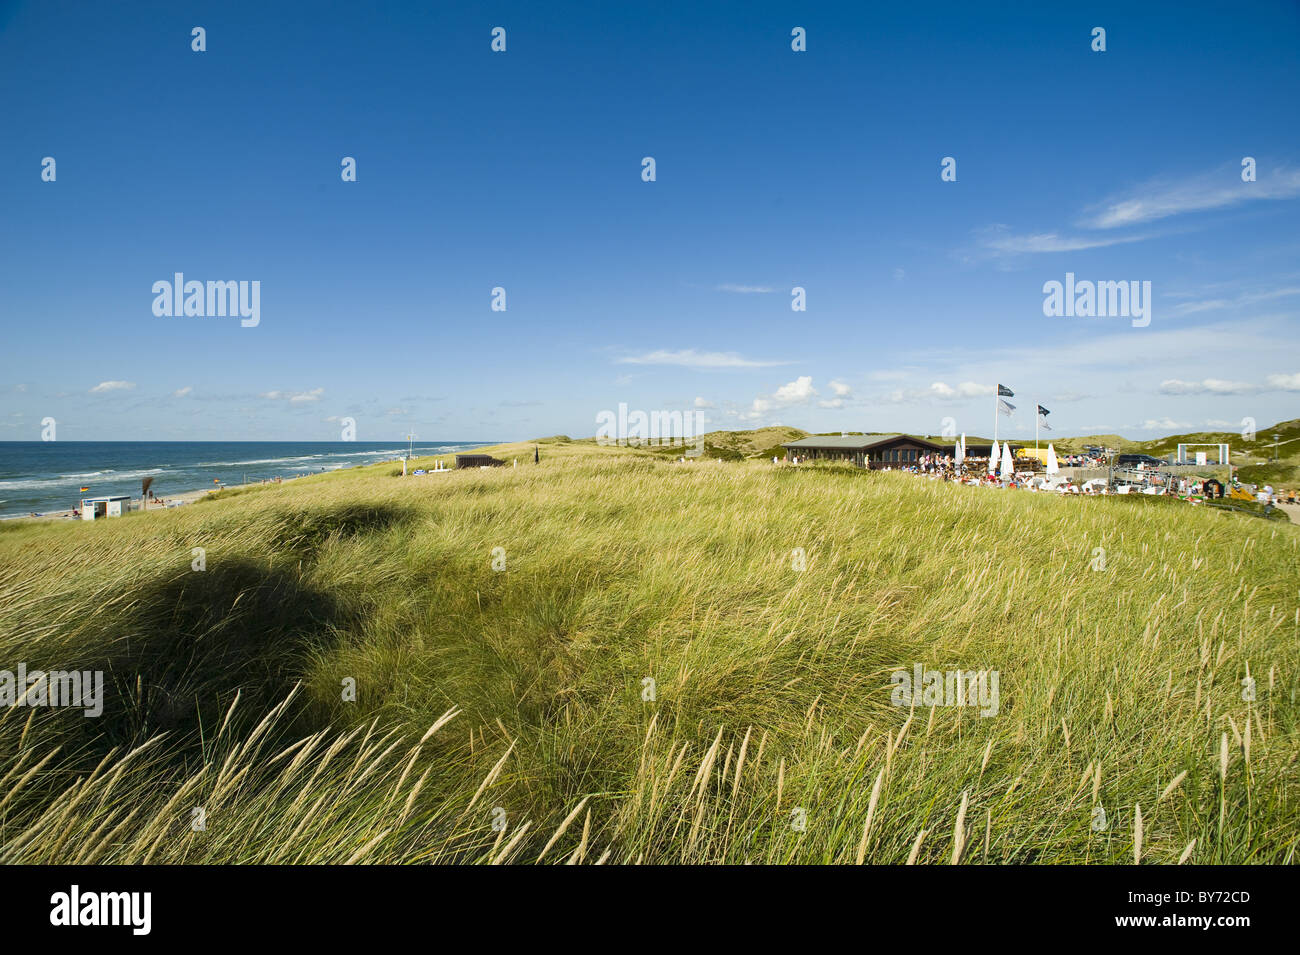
<box><xmin>780</xmin><ymin>434</ymin><xmax>951</xmax><ymax>468</ymax></box>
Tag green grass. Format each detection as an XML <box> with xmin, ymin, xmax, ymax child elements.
<box><xmin>0</xmin><ymin>439</ymin><xmax>1297</xmax><ymax>864</ymax></box>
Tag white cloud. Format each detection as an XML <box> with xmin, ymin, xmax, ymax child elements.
<box><xmin>90</xmin><ymin>380</ymin><xmax>135</xmax><ymax>393</ymax></box>
<box><xmin>172</xmin><ymin>386</ymin><xmax>193</xmax><ymax>397</ymax></box>
<box><xmin>975</xmin><ymin>224</ymin><xmax>1152</xmax><ymax>256</ymax></box>
<box><xmin>965</xmin><ymin>165</ymin><xmax>1300</xmax><ymax>267</ymax></box>
<box><xmin>817</xmin><ymin>379</ymin><xmax>854</xmax><ymax>409</ymax></box>
<box><xmin>1172</xmin><ymin>286</ymin><xmax>1300</xmax><ymax>316</ymax></box>
<box><xmin>1266</xmin><ymin>372</ymin><xmax>1300</xmax><ymax>391</ymax></box>
<box><xmin>884</xmin><ymin>381</ymin><xmax>993</xmax><ymax>403</ymax></box>
<box><xmin>745</xmin><ymin>376</ymin><xmax>817</xmax><ymax>419</ymax></box>
<box><xmin>1080</xmin><ymin>165</ymin><xmax>1300</xmax><ymax>230</ymax></box>
<box><xmin>1159</xmin><ymin>378</ymin><xmax>1262</xmax><ymax>396</ymax></box>
<box><xmin>616</xmin><ymin>349</ymin><xmax>791</xmax><ymax>369</ymax></box>
<box><xmin>715</xmin><ymin>283</ymin><xmax>774</xmax><ymax>294</ymax></box>
<box><xmin>1158</xmin><ymin>378</ymin><xmax>1254</xmax><ymax>396</ymax></box>
<box><xmin>260</xmin><ymin>388</ymin><xmax>324</xmax><ymax>403</ymax></box>
<box><xmin>773</xmin><ymin>376</ymin><xmax>816</xmax><ymax>403</ymax></box>
<box><xmin>930</xmin><ymin>381</ymin><xmax>991</xmax><ymax>399</ymax></box>
<box><xmin>693</xmin><ymin>396</ymin><xmax>714</xmax><ymax>408</ymax></box>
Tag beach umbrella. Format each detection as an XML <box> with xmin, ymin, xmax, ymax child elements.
<box><xmin>987</xmin><ymin>441</ymin><xmax>997</xmax><ymax>474</ymax></box>
<box><xmin>1000</xmin><ymin>441</ymin><xmax>1014</xmax><ymax>478</ymax></box>
<box><xmin>955</xmin><ymin>433</ymin><xmax>965</xmax><ymax>466</ymax></box>
<box><xmin>1046</xmin><ymin>443</ymin><xmax>1059</xmax><ymax>476</ymax></box>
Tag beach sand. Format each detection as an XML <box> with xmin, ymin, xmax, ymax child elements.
<box><xmin>5</xmin><ymin>480</ymin><xmax>288</xmax><ymax>523</ymax></box>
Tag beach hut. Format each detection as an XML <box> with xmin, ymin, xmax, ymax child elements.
<box><xmin>454</xmin><ymin>453</ymin><xmax>505</xmax><ymax>469</ymax></box>
<box><xmin>80</xmin><ymin>495</ymin><xmax>132</xmax><ymax>520</ymax></box>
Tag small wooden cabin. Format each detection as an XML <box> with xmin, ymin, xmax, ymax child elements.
<box><xmin>455</xmin><ymin>453</ymin><xmax>505</xmax><ymax>469</ymax></box>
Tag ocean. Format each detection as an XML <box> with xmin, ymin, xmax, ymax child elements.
<box><xmin>0</xmin><ymin>441</ymin><xmax>490</xmax><ymax>518</ymax></box>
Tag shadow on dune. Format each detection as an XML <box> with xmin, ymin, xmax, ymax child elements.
<box><xmin>69</xmin><ymin>503</ymin><xmax>418</xmax><ymax>766</ymax></box>
<box><xmin>78</xmin><ymin>560</ymin><xmax>343</xmax><ymax>764</ymax></box>
<box><xmin>263</xmin><ymin>502</ymin><xmax>418</xmax><ymax>558</ymax></box>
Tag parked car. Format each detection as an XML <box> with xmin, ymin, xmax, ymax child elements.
<box><xmin>1116</xmin><ymin>453</ymin><xmax>1165</xmax><ymax>468</ymax></box>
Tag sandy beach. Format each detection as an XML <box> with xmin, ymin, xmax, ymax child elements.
<box><xmin>3</xmin><ymin>480</ymin><xmax>286</xmax><ymax>523</ymax></box>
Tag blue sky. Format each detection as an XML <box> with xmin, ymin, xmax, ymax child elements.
<box><xmin>2</xmin><ymin>0</ymin><xmax>1298</xmax><ymax>442</ymax></box>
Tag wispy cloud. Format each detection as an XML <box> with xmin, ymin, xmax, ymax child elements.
<box><xmin>616</xmin><ymin>349</ymin><xmax>791</xmax><ymax>369</ymax></box>
<box><xmin>90</xmin><ymin>380</ymin><xmax>135</xmax><ymax>393</ymax></box>
<box><xmin>172</xmin><ymin>386</ymin><xmax>193</xmax><ymax>397</ymax></box>
<box><xmin>1171</xmin><ymin>286</ymin><xmax>1300</xmax><ymax>316</ymax></box>
<box><xmin>883</xmin><ymin>381</ymin><xmax>993</xmax><ymax>404</ymax></box>
<box><xmin>967</xmin><ymin>164</ymin><xmax>1300</xmax><ymax>266</ymax></box>
<box><xmin>1157</xmin><ymin>373</ymin><xmax>1300</xmax><ymax>396</ymax></box>
<box><xmin>1158</xmin><ymin>378</ymin><xmax>1258</xmax><ymax>396</ymax></box>
<box><xmin>1080</xmin><ymin>165</ymin><xmax>1300</xmax><ymax>230</ymax></box>
<box><xmin>715</xmin><ymin>283</ymin><xmax>775</xmax><ymax>294</ymax></box>
<box><xmin>1134</xmin><ymin>418</ymin><xmax>1191</xmax><ymax>431</ymax></box>
<box><xmin>974</xmin><ymin>224</ymin><xmax>1153</xmax><ymax>257</ymax></box>
<box><xmin>260</xmin><ymin>387</ymin><xmax>324</xmax><ymax>403</ymax></box>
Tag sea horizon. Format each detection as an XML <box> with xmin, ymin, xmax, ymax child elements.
<box><xmin>0</xmin><ymin>440</ymin><xmax>493</xmax><ymax>518</ymax></box>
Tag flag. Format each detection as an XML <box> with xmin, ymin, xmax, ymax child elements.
<box><xmin>80</xmin><ymin>486</ymin><xmax>89</xmax><ymax>493</ymax></box>
<box><xmin>997</xmin><ymin>384</ymin><xmax>1014</xmax><ymax>397</ymax></box>
<box><xmin>1039</xmin><ymin>419</ymin><xmax>1052</xmax><ymax>431</ymax></box>
<box><xmin>1037</xmin><ymin>405</ymin><xmax>1050</xmax><ymax>416</ymax></box>
<box><xmin>997</xmin><ymin>398</ymin><xmax>1015</xmax><ymax>416</ymax></box>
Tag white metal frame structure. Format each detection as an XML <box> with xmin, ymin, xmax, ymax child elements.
<box><xmin>1175</xmin><ymin>442</ymin><xmax>1230</xmax><ymax>465</ymax></box>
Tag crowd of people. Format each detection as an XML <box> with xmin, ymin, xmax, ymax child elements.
<box><xmin>778</xmin><ymin>451</ymin><xmax>1298</xmax><ymax>505</ymax></box>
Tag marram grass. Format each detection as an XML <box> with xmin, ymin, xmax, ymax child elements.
<box><xmin>0</xmin><ymin>442</ymin><xmax>1296</xmax><ymax>864</ymax></box>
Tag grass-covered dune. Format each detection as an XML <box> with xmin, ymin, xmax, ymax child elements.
<box><xmin>0</xmin><ymin>441</ymin><xmax>1297</xmax><ymax>864</ymax></box>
